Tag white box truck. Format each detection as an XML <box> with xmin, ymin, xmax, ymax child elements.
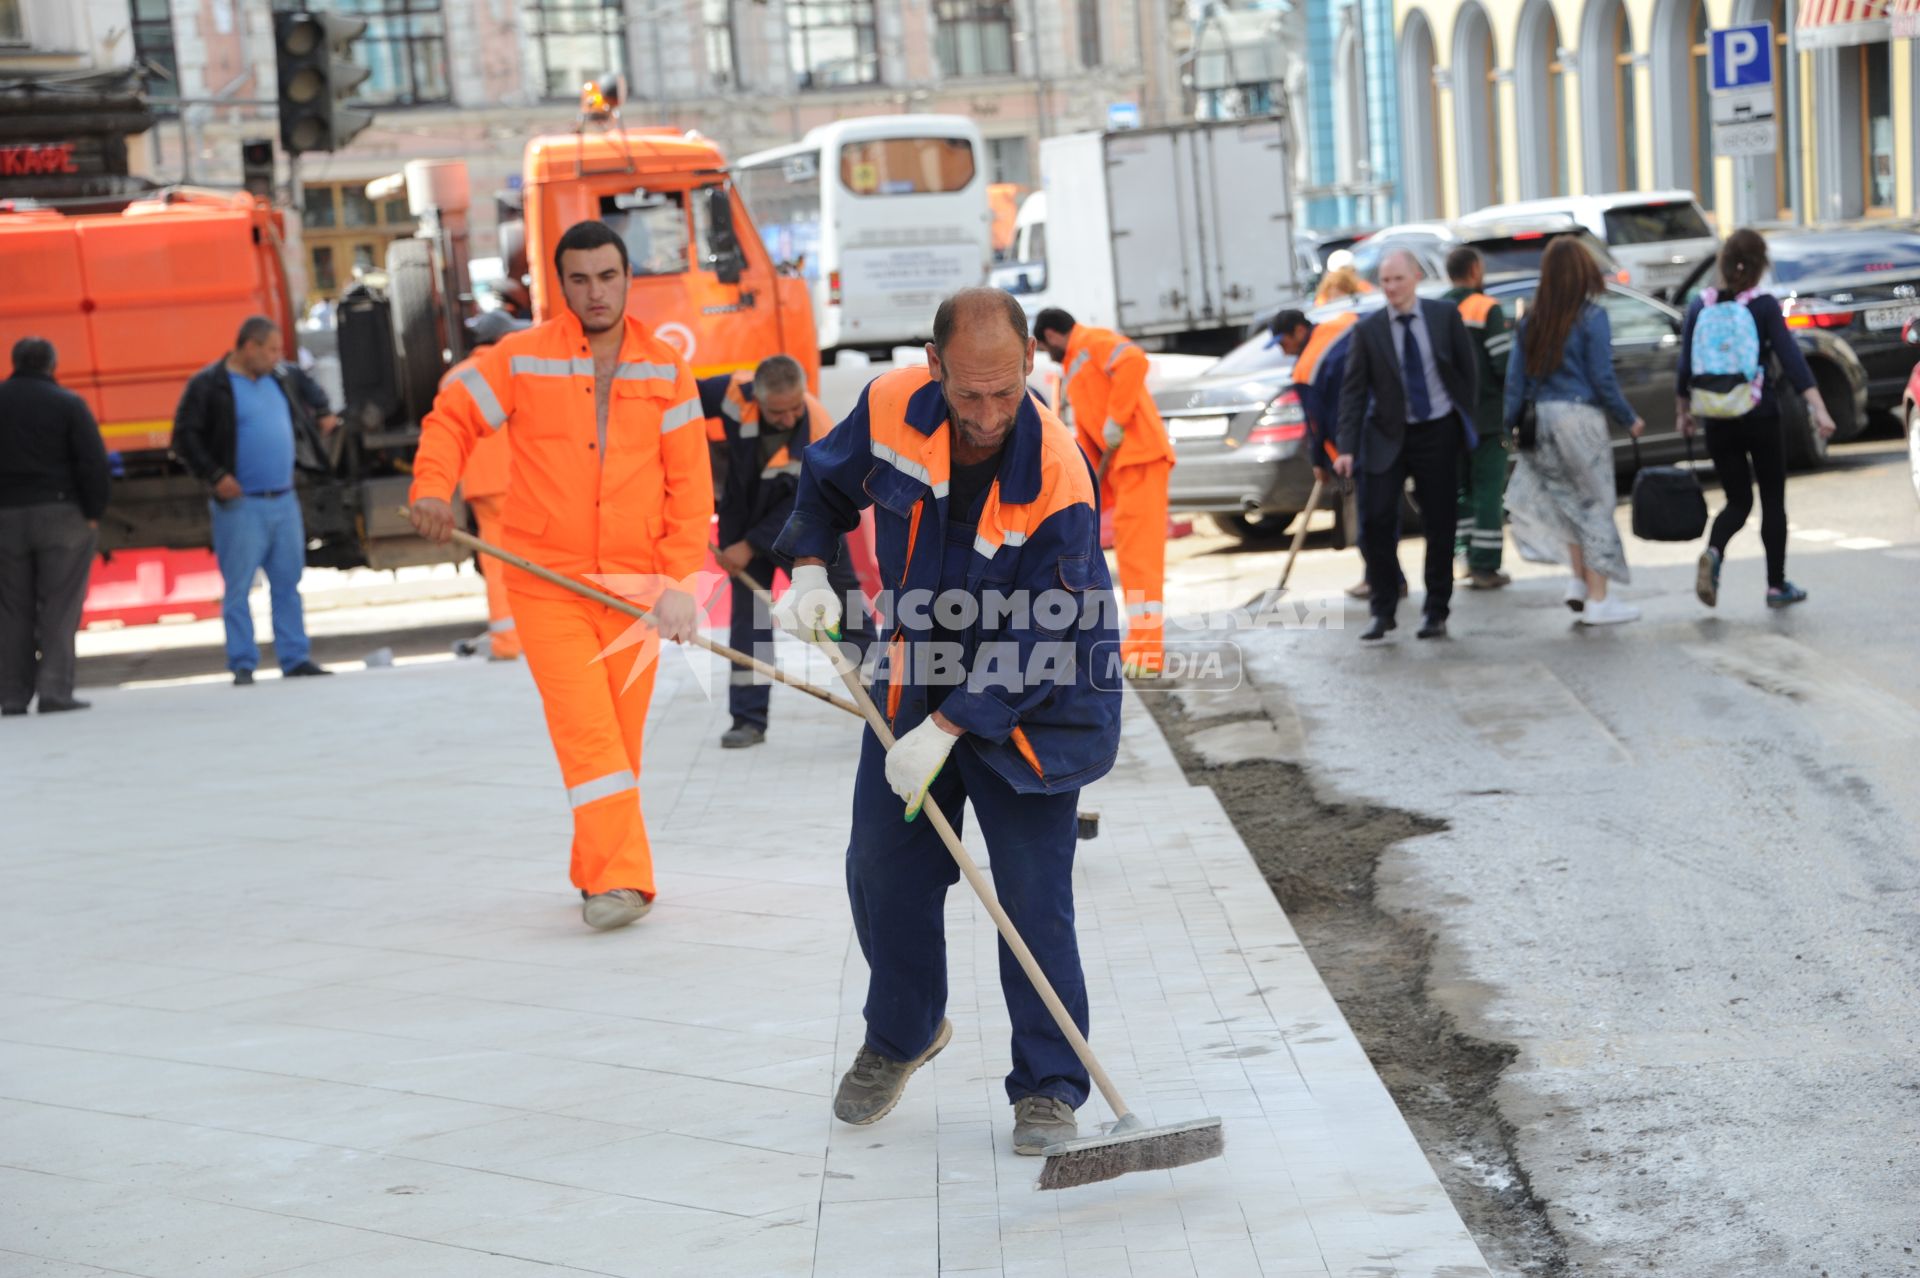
<box><xmin>992</xmin><ymin>117</ymin><xmax>1297</xmax><ymax>352</ymax></box>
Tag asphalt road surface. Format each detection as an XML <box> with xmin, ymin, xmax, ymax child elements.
<box><xmin>1157</xmin><ymin>436</ymin><xmax>1920</xmax><ymax>1275</ymax></box>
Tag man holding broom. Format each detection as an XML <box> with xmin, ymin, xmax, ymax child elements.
<box><xmin>407</xmin><ymin>220</ymin><xmax>710</xmax><ymax>932</ymax></box>
<box><xmin>771</xmin><ymin>288</ymin><xmax>1122</xmax><ymax>1156</ymax></box>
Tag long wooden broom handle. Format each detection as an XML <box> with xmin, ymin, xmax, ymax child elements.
<box><xmin>1276</xmin><ymin>475</ymin><xmax>1324</xmax><ymax>594</ymax></box>
<box><xmin>807</xmin><ymin>632</ymin><xmax>1135</xmax><ymax>1123</ymax></box>
<box><xmin>434</xmin><ymin>521</ymin><xmax>860</xmax><ymax>717</ymax></box>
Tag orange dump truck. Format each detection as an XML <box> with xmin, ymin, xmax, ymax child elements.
<box><xmin>0</xmin><ymin>127</ymin><xmax>819</xmax><ymax>584</ymax></box>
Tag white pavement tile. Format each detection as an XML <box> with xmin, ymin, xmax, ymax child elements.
<box><xmin>0</xmin><ymin>644</ymin><xmax>1492</xmax><ymax>1275</ymax></box>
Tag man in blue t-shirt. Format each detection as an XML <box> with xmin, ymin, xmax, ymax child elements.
<box><xmin>172</xmin><ymin>317</ymin><xmax>334</xmax><ymax>685</ymax></box>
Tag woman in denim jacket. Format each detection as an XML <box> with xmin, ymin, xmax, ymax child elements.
<box><xmin>1503</xmin><ymin>239</ymin><xmax>1647</xmax><ymax>626</ymax></box>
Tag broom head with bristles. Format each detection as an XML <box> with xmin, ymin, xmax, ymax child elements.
<box><xmin>1035</xmin><ymin>1113</ymin><xmax>1225</xmax><ymax>1190</ymax></box>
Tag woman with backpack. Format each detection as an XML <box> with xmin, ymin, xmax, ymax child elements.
<box><xmin>1503</xmin><ymin>238</ymin><xmax>1648</xmax><ymax>626</ymax></box>
<box><xmin>1676</xmin><ymin>228</ymin><xmax>1837</xmax><ymax>609</ymax></box>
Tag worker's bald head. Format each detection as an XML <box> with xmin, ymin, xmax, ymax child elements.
<box><xmin>927</xmin><ymin>288</ymin><xmax>1035</xmax><ymax>455</ymax></box>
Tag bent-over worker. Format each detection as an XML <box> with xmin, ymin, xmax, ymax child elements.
<box><xmin>700</xmin><ymin>356</ymin><xmax>872</xmax><ymax>749</ymax></box>
<box><xmin>409</xmin><ymin>220</ymin><xmax>711</xmax><ymax>932</ymax></box>
<box><xmin>772</xmin><ymin>288</ymin><xmax>1122</xmax><ymax>1157</ymax></box>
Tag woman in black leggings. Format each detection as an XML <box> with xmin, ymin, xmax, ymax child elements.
<box><xmin>1675</xmin><ymin>229</ymin><xmax>1837</xmax><ymax>608</ymax></box>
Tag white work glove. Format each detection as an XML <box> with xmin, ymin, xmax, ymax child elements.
<box><xmin>885</xmin><ymin>716</ymin><xmax>959</xmax><ymax>821</ymax></box>
<box><xmin>1102</xmin><ymin>419</ymin><xmax>1125</xmax><ymax>449</ymax></box>
<box><xmin>771</xmin><ymin>562</ymin><xmax>842</xmax><ymax>642</ymax></box>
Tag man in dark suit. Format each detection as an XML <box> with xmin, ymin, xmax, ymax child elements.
<box><xmin>1334</xmin><ymin>250</ymin><xmax>1479</xmax><ymax>641</ymax></box>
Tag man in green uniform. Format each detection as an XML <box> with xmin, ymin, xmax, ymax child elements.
<box><xmin>1444</xmin><ymin>246</ymin><xmax>1514</xmax><ymax>590</ymax></box>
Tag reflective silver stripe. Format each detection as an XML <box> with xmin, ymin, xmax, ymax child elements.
<box><xmin>721</xmin><ymin>395</ymin><xmax>743</xmax><ymax>422</ymax></box>
<box><xmin>1002</xmin><ymin>530</ymin><xmax>1028</xmax><ymax>548</ymax></box>
<box><xmin>660</xmin><ymin>397</ymin><xmax>704</xmax><ymax>434</ymax></box>
<box><xmin>728</xmin><ymin>669</ymin><xmax>757</xmax><ymax>686</ymax></box>
<box><xmin>488</xmin><ymin>616</ymin><xmax>517</xmax><ymax>634</ymax></box>
<box><xmin>615</xmin><ymin>361</ymin><xmax>679</xmax><ymax>382</ymax></box>
<box><xmin>1064</xmin><ymin>349</ymin><xmax>1091</xmax><ymax>386</ymax></box>
<box><xmin>453</xmin><ymin>366</ymin><xmax>507</xmax><ymax>430</ymax></box>
<box><xmin>509</xmin><ymin>355</ymin><xmax>595</xmax><ymax>378</ymax></box>
<box><xmin>1126</xmin><ymin>600</ymin><xmax>1164</xmax><ymax>618</ymax></box>
<box><xmin>760</xmin><ymin>462</ymin><xmax>802</xmax><ymax>479</ymax></box>
<box><xmin>971</xmin><ymin>529</ymin><xmax>1025</xmax><ymax>557</ymax></box>
<box><xmin>972</xmin><ymin>533</ymin><xmax>1000</xmax><ymax>558</ymax></box>
<box><xmin>1105</xmin><ymin>342</ymin><xmax>1140</xmax><ymax>371</ymax></box>
<box><xmin>738</xmin><ymin>420</ymin><xmax>760</xmax><ymax>438</ymax></box>
<box><xmin>567</xmin><ymin>770</ymin><xmax>637</xmax><ymax>809</ymax></box>
<box><xmin>870</xmin><ymin>440</ymin><xmax>950</xmax><ymax>498</ymax></box>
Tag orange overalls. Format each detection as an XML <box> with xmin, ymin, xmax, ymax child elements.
<box><xmin>443</xmin><ymin>356</ymin><xmax>522</xmax><ymax>660</ymax></box>
<box><xmin>1058</xmin><ymin>324</ymin><xmax>1175</xmax><ymax>673</ymax></box>
<box><xmin>411</xmin><ymin>311</ymin><xmax>713</xmax><ymax>900</ymax></box>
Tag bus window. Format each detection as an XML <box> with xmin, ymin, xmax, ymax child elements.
<box><xmin>599</xmin><ymin>190</ymin><xmax>690</xmax><ymax>277</ymax></box>
<box><xmin>736</xmin><ymin>153</ymin><xmax>823</xmax><ymax>283</ymax></box>
<box><xmin>839</xmin><ymin>137</ymin><xmax>977</xmax><ymax>196</ymax></box>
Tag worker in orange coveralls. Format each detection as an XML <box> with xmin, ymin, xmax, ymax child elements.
<box><xmin>1032</xmin><ymin>308</ymin><xmax>1175</xmax><ymax>675</ymax></box>
<box><xmin>408</xmin><ymin>220</ymin><xmax>712</xmax><ymax>932</ymax></box>
<box><xmin>446</xmin><ymin>310</ymin><xmax>524</xmax><ymax>662</ymax></box>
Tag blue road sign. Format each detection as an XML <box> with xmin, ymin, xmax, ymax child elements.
<box><xmin>1107</xmin><ymin>102</ymin><xmax>1142</xmax><ymax>131</ymax></box>
<box><xmin>1710</xmin><ymin>24</ymin><xmax>1774</xmax><ymax>92</ymax></box>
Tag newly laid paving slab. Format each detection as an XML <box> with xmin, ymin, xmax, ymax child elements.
<box><xmin>0</xmin><ymin>628</ymin><xmax>1490</xmax><ymax>1277</ymax></box>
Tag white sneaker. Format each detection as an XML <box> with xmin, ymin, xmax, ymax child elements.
<box><xmin>1579</xmin><ymin>597</ymin><xmax>1641</xmax><ymax>626</ymax></box>
<box><xmin>1564</xmin><ymin>578</ymin><xmax>1588</xmax><ymax>613</ymax></box>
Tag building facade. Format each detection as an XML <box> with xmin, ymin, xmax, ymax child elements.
<box><xmin>116</xmin><ymin>0</ymin><xmax>1183</xmax><ymax>288</ymax></box>
<box><xmin>0</xmin><ymin>0</ymin><xmax>157</xmax><ymax>200</ymax></box>
<box><xmin>1303</xmin><ymin>0</ymin><xmax>1402</xmax><ymax>226</ymax></box>
<box><xmin>1394</xmin><ymin>0</ymin><xmax>1917</xmax><ymax>227</ymax></box>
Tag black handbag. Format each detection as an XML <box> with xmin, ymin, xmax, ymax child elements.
<box><xmin>1630</xmin><ymin>437</ymin><xmax>1709</xmax><ymax>542</ymax></box>
<box><xmin>1510</xmin><ymin>398</ymin><xmax>1538</xmax><ymax>451</ymax></box>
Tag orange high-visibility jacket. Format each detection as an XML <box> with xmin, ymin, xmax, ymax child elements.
<box><xmin>440</xmin><ymin>355</ymin><xmax>511</xmax><ymax>501</ymax></box>
<box><xmin>410</xmin><ymin>310</ymin><xmax>713</xmax><ymax>598</ymax></box>
<box><xmin>1059</xmin><ymin>324</ymin><xmax>1174</xmax><ymax>470</ymax></box>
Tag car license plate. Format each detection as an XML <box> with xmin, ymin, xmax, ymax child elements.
<box><xmin>1864</xmin><ymin>302</ymin><xmax>1920</xmax><ymax>331</ymax></box>
<box><xmin>1168</xmin><ymin>415</ymin><xmax>1229</xmax><ymax>440</ymax></box>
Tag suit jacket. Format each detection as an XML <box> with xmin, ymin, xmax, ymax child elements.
<box><xmin>1335</xmin><ymin>298</ymin><xmax>1479</xmax><ymax>474</ymax></box>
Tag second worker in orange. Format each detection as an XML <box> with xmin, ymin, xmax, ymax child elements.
<box><xmin>1034</xmin><ymin>308</ymin><xmax>1175</xmax><ymax>675</ymax></box>
<box><xmin>408</xmin><ymin>220</ymin><xmax>712</xmax><ymax>932</ymax></box>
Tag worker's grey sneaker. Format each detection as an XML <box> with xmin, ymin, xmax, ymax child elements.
<box><xmin>832</xmin><ymin>1018</ymin><xmax>952</xmax><ymax>1125</ymax></box>
<box><xmin>1011</xmin><ymin>1095</ymin><xmax>1078</xmax><ymax>1155</ymax></box>
<box><xmin>720</xmin><ymin>722</ymin><xmax>766</xmax><ymax>749</ymax></box>
<box><xmin>582</xmin><ymin>889</ymin><xmax>652</xmax><ymax>930</ymax></box>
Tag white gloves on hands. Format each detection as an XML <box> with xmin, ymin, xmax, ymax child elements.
<box><xmin>771</xmin><ymin>563</ymin><xmax>842</xmax><ymax>642</ymax></box>
<box><xmin>1102</xmin><ymin>419</ymin><xmax>1125</xmax><ymax>449</ymax></box>
<box><xmin>885</xmin><ymin>717</ymin><xmax>959</xmax><ymax>821</ymax></box>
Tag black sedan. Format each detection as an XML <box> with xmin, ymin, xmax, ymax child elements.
<box><xmin>1675</xmin><ymin>226</ymin><xmax>1920</xmax><ymax>432</ymax></box>
<box><xmin>1162</xmin><ymin>278</ymin><xmax>1843</xmax><ymax>542</ymax></box>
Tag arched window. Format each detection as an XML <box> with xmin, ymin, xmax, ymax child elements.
<box><xmin>1453</xmin><ymin>3</ymin><xmax>1501</xmax><ymax>210</ymax></box>
<box><xmin>1400</xmin><ymin>11</ymin><xmax>1444</xmax><ymax>218</ymax></box>
<box><xmin>1334</xmin><ymin>19</ymin><xmax>1368</xmax><ymax>185</ymax></box>
<box><xmin>1519</xmin><ymin>0</ymin><xmax>1569</xmax><ymax>197</ymax></box>
<box><xmin>1614</xmin><ymin>5</ymin><xmax>1638</xmax><ymax>188</ymax></box>
<box><xmin>1769</xmin><ymin>0</ymin><xmax>1792</xmax><ymax>217</ymax></box>
<box><xmin>1688</xmin><ymin>0</ymin><xmax>1713</xmax><ymax>202</ymax></box>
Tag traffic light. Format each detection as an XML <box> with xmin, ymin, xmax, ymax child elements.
<box><xmin>240</xmin><ymin>138</ymin><xmax>274</xmax><ymax>197</ymax></box>
<box><xmin>274</xmin><ymin>10</ymin><xmax>372</xmax><ymax>154</ymax></box>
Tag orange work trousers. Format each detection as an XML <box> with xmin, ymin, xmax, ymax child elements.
<box><xmin>467</xmin><ymin>497</ymin><xmax>522</xmax><ymax>660</ymax></box>
<box><xmin>1107</xmin><ymin>458</ymin><xmax>1171</xmax><ymax>673</ymax></box>
<box><xmin>510</xmin><ymin>588</ymin><xmax>662</xmax><ymax>899</ymax></box>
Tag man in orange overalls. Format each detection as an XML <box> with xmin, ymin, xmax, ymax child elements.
<box><xmin>1032</xmin><ymin>308</ymin><xmax>1175</xmax><ymax>675</ymax></box>
<box><xmin>409</xmin><ymin>220</ymin><xmax>711</xmax><ymax>932</ymax></box>
<box><xmin>447</xmin><ymin>311</ymin><xmax>524</xmax><ymax>661</ymax></box>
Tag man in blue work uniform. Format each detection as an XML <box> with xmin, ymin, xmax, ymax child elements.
<box><xmin>699</xmin><ymin>355</ymin><xmax>871</xmax><ymax>749</ymax></box>
<box><xmin>172</xmin><ymin>316</ymin><xmax>334</xmax><ymax>685</ymax></box>
<box><xmin>772</xmin><ymin>288</ymin><xmax>1121</xmax><ymax>1157</ymax></box>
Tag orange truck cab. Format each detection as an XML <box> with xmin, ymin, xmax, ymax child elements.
<box><xmin>519</xmin><ymin>129</ymin><xmax>820</xmax><ymax>389</ymax></box>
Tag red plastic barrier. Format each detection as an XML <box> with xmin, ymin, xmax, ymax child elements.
<box><xmin>82</xmin><ymin>548</ymin><xmax>224</xmax><ymax>628</ymax></box>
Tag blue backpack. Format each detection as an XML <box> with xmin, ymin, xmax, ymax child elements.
<box><xmin>1689</xmin><ymin>287</ymin><xmax>1765</xmax><ymax>419</ymax></box>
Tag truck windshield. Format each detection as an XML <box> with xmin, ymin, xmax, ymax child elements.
<box><xmin>839</xmin><ymin>137</ymin><xmax>977</xmax><ymax>196</ymax></box>
<box><xmin>599</xmin><ymin>191</ymin><xmax>689</xmax><ymax>277</ymax></box>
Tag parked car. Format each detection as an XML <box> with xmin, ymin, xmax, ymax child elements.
<box><xmin>1246</xmin><ymin>216</ymin><xmax>1624</xmax><ymax>339</ymax></box>
<box><xmin>1459</xmin><ymin>191</ymin><xmax>1720</xmax><ymax>300</ymax></box>
<box><xmin>1903</xmin><ymin>318</ymin><xmax>1920</xmax><ymax>506</ymax></box>
<box><xmin>1674</xmin><ymin>225</ymin><xmax>1920</xmax><ymax>432</ymax></box>
<box><xmin>1170</xmin><ymin>275</ymin><xmax>1832</xmax><ymax>542</ymax></box>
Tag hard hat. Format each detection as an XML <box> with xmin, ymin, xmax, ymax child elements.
<box><xmin>1325</xmin><ymin>248</ymin><xmax>1356</xmax><ymax>272</ymax></box>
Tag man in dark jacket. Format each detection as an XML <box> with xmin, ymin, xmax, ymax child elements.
<box><xmin>1335</xmin><ymin>250</ymin><xmax>1479</xmax><ymax>641</ymax></box>
<box><xmin>0</xmin><ymin>337</ymin><xmax>111</xmax><ymax>714</ymax></box>
<box><xmin>172</xmin><ymin>316</ymin><xmax>335</xmax><ymax>684</ymax></box>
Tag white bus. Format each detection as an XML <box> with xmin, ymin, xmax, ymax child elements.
<box><xmin>735</xmin><ymin>115</ymin><xmax>992</xmax><ymax>357</ymax></box>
